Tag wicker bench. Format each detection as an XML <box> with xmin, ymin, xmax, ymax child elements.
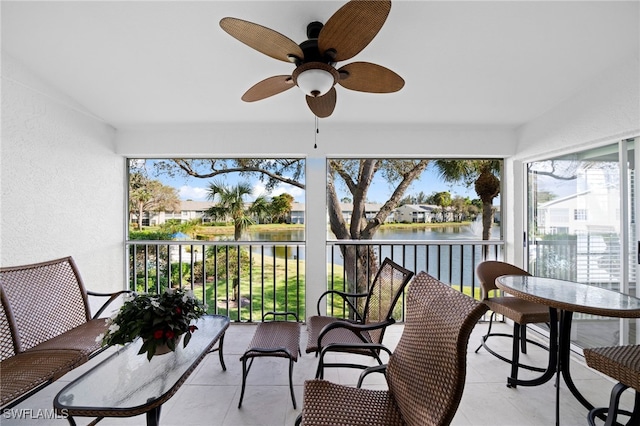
<box><xmin>239</xmin><ymin>312</ymin><xmax>301</xmax><ymax>409</ymax></box>
<box><xmin>584</xmin><ymin>345</ymin><xmax>640</xmax><ymax>426</ymax></box>
<box><xmin>0</xmin><ymin>256</ymin><xmax>129</xmax><ymax>408</ymax></box>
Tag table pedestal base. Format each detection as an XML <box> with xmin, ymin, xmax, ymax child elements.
<box><xmin>506</xmin><ymin>309</ymin><xmax>597</xmax><ymax>426</ymax></box>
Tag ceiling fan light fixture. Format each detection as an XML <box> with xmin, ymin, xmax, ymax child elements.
<box><xmin>296</xmin><ymin>69</ymin><xmax>334</xmax><ymax>97</ymax></box>
<box><xmin>292</xmin><ymin>62</ymin><xmax>339</xmax><ymax>98</ymax></box>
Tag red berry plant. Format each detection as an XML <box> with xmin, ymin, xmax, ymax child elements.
<box><xmin>99</xmin><ymin>288</ymin><xmax>206</xmax><ymax>360</ymax></box>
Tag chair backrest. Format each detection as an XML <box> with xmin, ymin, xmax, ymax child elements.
<box><xmin>362</xmin><ymin>258</ymin><xmax>414</xmax><ymax>344</ymax></box>
<box><xmin>385</xmin><ymin>272</ymin><xmax>488</xmax><ymax>426</ymax></box>
<box><xmin>0</xmin><ymin>256</ymin><xmax>91</xmax><ymax>352</ymax></box>
<box><xmin>0</xmin><ymin>288</ymin><xmax>18</xmax><ymax>360</ymax></box>
<box><xmin>476</xmin><ymin>260</ymin><xmax>530</xmax><ymax>298</ymax></box>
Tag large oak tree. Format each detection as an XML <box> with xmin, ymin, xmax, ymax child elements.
<box><xmin>152</xmin><ymin>158</ymin><xmax>429</xmax><ymax>292</ymax></box>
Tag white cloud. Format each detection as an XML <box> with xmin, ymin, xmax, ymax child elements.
<box><xmin>252</xmin><ymin>182</ymin><xmax>305</xmax><ymax>201</ymax></box>
<box><xmin>178</xmin><ymin>185</ymin><xmax>209</xmax><ymax>201</ymax></box>
<box><xmin>252</xmin><ymin>183</ymin><xmax>267</xmax><ymax>198</ymax></box>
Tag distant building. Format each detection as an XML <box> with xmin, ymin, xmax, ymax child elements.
<box><xmin>393</xmin><ymin>204</ymin><xmax>437</xmax><ymax>223</ymax></box>
<box><xmin>137</xmin><ymin>200</ymin><xmax>307</xmax><ymax>226</ymax></box>
<box><xmin>333</xmin><ymin>203</ymin><xmax>393</xmax><ymax>224</ymax></box>
<box><xmin>136</xmin><ymin>201</ymin><xmax>425</xmax><ymax>227</ymax></box>
<box><xmin>146</xmin><ymin>200</ymin><xmax>215</xmax><ymax>226</ymax></box>
<box><xmin>289</xmin><ymin>202</ymin><xmax>305</xmax><ymax>224</ymax></box>
<box><xmin>536</xmin><ymin>189</ymin><xmax>619</xmax><ymax>235</ymax></box>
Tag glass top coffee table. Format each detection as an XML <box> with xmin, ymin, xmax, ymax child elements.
<box><xmin>54</xmin><ymin>315</ymin><xmax>229</xmax><ymax>426</ymax></box>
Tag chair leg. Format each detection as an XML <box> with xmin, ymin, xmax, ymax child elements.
<box><xmin>476</xmin><ymin>315</ymin><xmax>548</xmax><ymax>380</ymax></box>
<box><xmin>588</xmin><ymin>384</ymin><xmax>640</xmax><ymax>426</ymax></box>
<box><xmin>508</xmin><ymin>322</ymin><xmax>520</xmax><ymax>388</ymax></box>
<box><xmin>315</xmin><ymin>353</ymin><xmax>324</xmax><ymax>379</ymax></box>
<box><xmin>288</xmin><ymin>358</ymin><xmax>297</xmax><ymax>409</ymax></box>
<box><xmin>628</xmin><ymin>390</ymin><xmax>640</xmax><ymax>426</ymax></box>
<box><xmin>475</xmin><ymin>312</ymin><xmax>496</xmax><ymax>353</ymax></box>
<box><xmin>238</xmin><ymin>356</ymin><xmax>253</xmax><ymax>408</ymax></box>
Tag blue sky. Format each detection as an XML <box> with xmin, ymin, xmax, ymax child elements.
<box><xmin>137</xmin><ymin>159</ymin><xmax>479</xmax><ymax>204</ymax></box>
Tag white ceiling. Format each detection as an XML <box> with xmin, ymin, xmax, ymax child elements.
<box><xmin>2</xmin><ymin>1</ymin><xmax>638</xmax><ymax>128</ymax></box>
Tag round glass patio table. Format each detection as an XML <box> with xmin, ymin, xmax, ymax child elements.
<box><xmin>495</xmin><ymin>275</ymin><xmax>640</xmax><ymax>426</ymax></box>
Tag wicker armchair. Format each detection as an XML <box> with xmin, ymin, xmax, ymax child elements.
<box><xmin>474</xmin><ymin>261</ymin><xmax>552</xmax><ymax>386</ymax></box>
<box><xmin>296</xmin><ymin>272</ymin><xmax>488</xmax><ymax>426</ymax></box>
<box><xmin>305</xmin><ymin>258</ymin><xmax>413</xmax><ymax>377</ymax></box>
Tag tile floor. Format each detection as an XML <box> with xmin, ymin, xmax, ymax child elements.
<box><xmin>2</xmin><ymin>322</ymin><xmax>636</xmax><ymax>426</ymax></box>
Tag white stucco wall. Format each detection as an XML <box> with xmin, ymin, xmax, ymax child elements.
<box><xmin>503</xmin><ymin>57</ymin><xmax>640</xmax><ymax>266</ymax></box>
<box><xmin>516</xmin><ymin>57</ymin><xmax>640</xmax><ymax>159</ymax></box>
<box><xmin>1</xmin><ymin>53</ymin><xmax>125</xmax><ymax>293</ymax></box>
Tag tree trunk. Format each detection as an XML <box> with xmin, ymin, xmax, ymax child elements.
<box><xmin>475</xmin><ymin>169</ymin><xmax>500</xmax><ymax>242</ymax></box>
<box><xmin>327</xmin><ymin>172</ymin><xmax>379</xmax><ymax>297</ymax></box>
<box><xmin>137</xmin><ymin>203</ymin><xmax>144</xmax><ymax>230</ymax></box>
<box><xmin>481</xmin><ymin>200</ymin><xmax>493</xmax><ymax>240</ymax></box>
<box><xmin>328</xmin><ymin>159</ymin><xmax>428</xmax><ymax>296</ymax></box>
<box><xmin>340</xmin><ymin>245</ymin><xmax>379</xmax><ymax>295</ymax></box>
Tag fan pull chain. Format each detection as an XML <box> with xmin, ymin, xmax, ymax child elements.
<box><xmin>314</xmin><ymin>116</ymin><xmax>318</xmax><ymax>149</ymax></box>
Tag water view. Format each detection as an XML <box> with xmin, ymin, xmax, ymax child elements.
<box><xmin>227</xmin><ymin>220</ymin><xmax>498</xmax><ymax>243</ymax></box>
<box><xmin>231</xmin><ymin>222</ymin><xmax>502</xmax><ymax>286</ymax></box>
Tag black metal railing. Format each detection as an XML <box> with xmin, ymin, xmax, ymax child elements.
<box><xmin>326</xmin><ymin>240</ymin><xmax>503</xmax><ymax>321</ymax></box>
<box><xmin>126</xmin><ymin>239</ymin><xmax>504</xmax><ymax>322</ymax></box>
<box><xmin>126</xmin><ymin>240</ymin><xmax>306</xmax><ymax>322</ymax></box>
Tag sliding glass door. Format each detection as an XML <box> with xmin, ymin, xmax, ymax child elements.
<box><xmin>526</xmin><ymin>138</ymin><xmax>637</xmax><ymax>348</ymax></box>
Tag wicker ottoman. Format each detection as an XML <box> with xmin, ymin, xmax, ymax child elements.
<box><xmin>239</xmin><ymin>312</ymin><xmax>301</xmax><ymax>409</ymax></box>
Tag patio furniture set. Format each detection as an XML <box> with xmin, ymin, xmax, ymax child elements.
<box><xmin>1</xmin><ymin>255</ymin><xmax>639</xmax><ymax>425</ymax></box>
<box><xmin>478</xmin><ymin>261</ymin><xmax>640</xmax><ymax>426</ymax></box>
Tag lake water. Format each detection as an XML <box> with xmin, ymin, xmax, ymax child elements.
<box><xmin>235</xmin><ymin>223</ymin><xmax>501</xmax><ymax>285</ymax></box>
<box><xmin>242</xmin><ymin>221</ymin><xmax>497</xmax><ymax>244</ymax></box>
<box><xmin>237</xmin><ymin>220</ymin><xmax>496</xmax><ymax>243</ymax></box>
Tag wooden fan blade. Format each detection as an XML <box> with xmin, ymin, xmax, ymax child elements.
<box><xmin>318</xmin><ymin>0</ymin><xmax>391</xmax><ymax>62</ymax></box>
<box><xmin>337</xmin><ymin>62</ymin><xmax>404</xmax><ymax>93</ymax></box>
<box><xmin>306</xmin><ymin>87</ymin><xmax>336</xmax><ymax>118</ymax></box>
<box><xmin>242</xmin><ymin>76</ymin><xmax>295</xmax><ymax>102</ymax></box>
<box><xmin>220</xmin><ymin>17</ymin><xmax>304</xmax><ymax>63</ymax></box>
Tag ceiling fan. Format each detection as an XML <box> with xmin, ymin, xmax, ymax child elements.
<box><xmin>220</xmin><ymin>0</ymin><xmax>404</xmax><ymax>118</ymax></box>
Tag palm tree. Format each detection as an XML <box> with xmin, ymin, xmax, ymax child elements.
<box><xmin>432</xmin><ymin>191</ymin><xmax>452</xmax><ymax>221</ymax></box>
<box><xmin>433</xmin><ymin>160</ymin><xmax>501</xmax><ymax>240</ymax></box>
<box><xmin>206</xmin><ymin>181</ymin><xmax>268</xmax><ymax>240</ymax></box>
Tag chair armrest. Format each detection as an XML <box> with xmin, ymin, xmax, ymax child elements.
<box><xmin>87</xmin><ymin>290</ymin><xmax>132</xmax><ymax>319</ymax></box>
<box><xmin>319</xmin><ymin>342</ymin><xmax>392</xmax><ymax>357</ymax></box>
<box><xmin>317</xmin><ymin>317</ymin><xmax>396</xmax><ymax>348</ymax></box>
<box><xmin>262</xmin><ymin>311</ymin><xmax>300</xmax><ymax>322</ymax></box>
<box><xmin>357</xmin><ymin>364</ymin><xmax>388</xmax><ymax>388</ymax></box>
<box><xmin>316</xmin><ymin>342</ymin><xmax>392</xmax><ymax>378</ymax></box>
<box><xmin>316</xmin><ymin>290</ymin><xmax>369</xmax><ymax>319</ymax></box>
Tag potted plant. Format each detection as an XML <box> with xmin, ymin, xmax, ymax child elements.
<box><xmin>98</xmin><ymin>288</ymin><xmax>206</xmax><ymax>360</ymax></box>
